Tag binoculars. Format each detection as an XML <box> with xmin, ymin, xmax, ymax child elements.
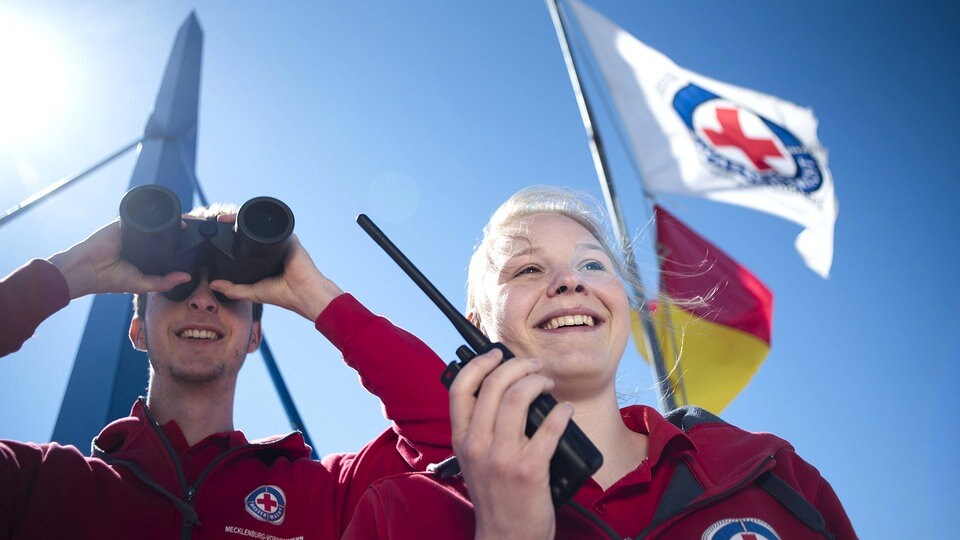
<box><xmin>119</xmin><ymin>185</ymin><xmax>295</xmax><ymax>301</ymax></box>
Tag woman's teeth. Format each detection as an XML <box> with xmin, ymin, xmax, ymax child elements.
<box><xmin>541</xmin><ymin>314</ymin><xmax>595</xmax><ymax>330</ymax></box>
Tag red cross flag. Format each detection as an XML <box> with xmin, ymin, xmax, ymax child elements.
<box><xmin>567</xmin><ymin>0</ymin><xmax>838</xmax><ymax>277</ymax></box>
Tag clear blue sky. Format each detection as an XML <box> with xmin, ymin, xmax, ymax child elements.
<box><xmin>1</xmin><ymin>1</ymin><xmax>956</xmax><ymax>536</ymax></box>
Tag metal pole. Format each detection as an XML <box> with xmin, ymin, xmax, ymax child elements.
<box><xmin>545</xmin><ymin>0</ymin><xmax>677</xmax><ymax>410</ymax></box>
<box><xmin>260</xmin><ymin>340</ymin><xmax>318</xmax><ymax>459</ymax></box>
<box><xmin>0</xmin><ymin>138</ymin><xmax>143</xmax><ymax>228</ymax></box>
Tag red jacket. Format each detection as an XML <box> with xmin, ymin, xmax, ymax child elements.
<box><xmin>0</xmin><ymin>259</ymin><xmax>451</xmax><ymax>539</ymax></box>
<box><xmin>345</xmin><ymin>405</ymin><xmax>857</xmax><ymax>539</ymax></box>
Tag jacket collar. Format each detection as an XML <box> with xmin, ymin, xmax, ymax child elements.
<box><xmin>620</xmin><ymin>404</ymin><xmax>697</xmax><ymax>467</ymax></box>
<box><xmin>92</xmin><ymin>398</ymin><xmax>312</xmax><ymax>462</ymax></box>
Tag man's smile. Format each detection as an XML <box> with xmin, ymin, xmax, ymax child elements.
<box><xmin>177</xmin><ymin>328</ymin><xmax>222</xmax><ymax>340</ymax></box>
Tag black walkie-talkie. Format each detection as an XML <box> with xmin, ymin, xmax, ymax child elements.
<box><xmin>357</xmin><ymin>214</ymin><xmax>604</xmax><ymax>506</ymax></box>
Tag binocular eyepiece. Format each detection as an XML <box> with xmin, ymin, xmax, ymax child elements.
<box><xmin>119</xmin><ymin>185</ymin><xmax>295</xmax><ymax>301</ymax></box>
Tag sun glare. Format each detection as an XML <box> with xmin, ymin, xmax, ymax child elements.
<box><xmin>0</xmin><ymin>10</ymin><xmax>70</xmax><ymax>147</ymax></box>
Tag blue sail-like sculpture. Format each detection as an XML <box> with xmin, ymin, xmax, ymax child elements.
<box><xmin>52</xmin><ymin>14</ymin><xmax>202</xmax><ymax>448</ymax></box>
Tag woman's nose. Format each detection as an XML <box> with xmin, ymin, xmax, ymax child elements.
<box><xmin>548</xmin><ymin>269</ymin><xmax>585</xmax><ymax>296</ymax></box>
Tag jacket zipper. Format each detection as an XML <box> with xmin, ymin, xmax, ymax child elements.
<box><xmin>132</xmin><ymin>400</ymin><xmax>303</xmax><ymax>539</ymax></box>
<box><xmin>185</xmin><ymin>442</ymin><xmax>254</xmax><ymax>506</ymax></box>
<box><xmin>139</xmin><ymin>399</ymin><xmax>200</xmax><ymax>540</ymax></box>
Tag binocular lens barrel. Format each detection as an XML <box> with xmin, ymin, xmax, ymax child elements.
<box><xmin>237</xmin><ymin>197</ymin><xmax>294</xmax><ymax>244</ymax></box>
<box><xmin>120</xmin><ymin>185</ymin><xmax>182</xmax><ymax>231</ymax></box>
<box><xmin>225</xmin><ymin>197</ymin><xmax>294</xmax><ymax>284</ymax></box>
<box><xmin>119</xmin><ymin>186</ymin><xmax>294</xmax><ymax>289</ymax></box>
<box><xmin>119</xmin><ymin>185</ymin><xmax>183</xmax><ymax>276</ymax></box>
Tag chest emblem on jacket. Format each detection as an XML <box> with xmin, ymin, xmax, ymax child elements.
<box><xmin>702</xmin><ymin>518</ymin><xmax>780</xmax><ymax>540</ymax></box>
<box><xmin>245</xmin><ymin>485</ymin><xmax>287</xmax><ymax>525</ymax></box>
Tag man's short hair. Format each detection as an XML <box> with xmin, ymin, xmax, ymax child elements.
<box><xmin>130</xmin><ymin>202</ymin><xmax>264</xmax><ymax>323</ymax></box>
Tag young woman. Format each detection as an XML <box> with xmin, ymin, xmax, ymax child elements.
<box><xmin>344</xmin><ymin>185</ymin><xmax>856</xmax><ymax>539</ymax></box>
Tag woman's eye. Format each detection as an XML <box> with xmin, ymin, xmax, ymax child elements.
<box><xmin>514</xmin><ymin>265</ymin><xmax>541</xmax><ymax>277</ymax></box>
<box><xmin>582</xmin><ymin>261</ymin><xmax>606</xmax><ymax>271</ymax></box>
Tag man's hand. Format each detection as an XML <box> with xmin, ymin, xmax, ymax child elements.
<box><xmin>449</xmin><ymin>348</ymin><xmax>573</xmax><ymax>540</ymax></box>
<box><xmin>208</xmin><ymin>218</ymin><xmax>343</xmax><ymax>321</ymax></box>
<box><xmin>47</xmin><ymin>219</ymin><xmax>191</xmax><ymax>299</ymax></box>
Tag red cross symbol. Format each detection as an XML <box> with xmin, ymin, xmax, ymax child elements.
<box><xmin>702</xmin><ymin>107</ymin><xmax>782</xmax><ymax>172</ymax></box>
<box><xmin>257</xmin><ymin>492</ymin><xmax>278</xmax><ymax>512</ymax></box>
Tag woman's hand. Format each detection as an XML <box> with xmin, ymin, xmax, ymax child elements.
<box><xmin>449</xmin><ymin>348</ymin><xmax>574</xmax><ymax>540</ymax></box>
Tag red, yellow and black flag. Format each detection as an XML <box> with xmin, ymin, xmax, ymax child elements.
<box><xmin>634</xmin><ymin>205</ymin><xmax>773</xmax><ymax>413</ymax></box>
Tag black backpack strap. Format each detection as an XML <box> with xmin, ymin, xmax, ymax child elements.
<box><xmin>652</xmin><ymin>460</ymin><xmax>703</xmax><ymax>523</ymax></box>
<box><xmin>633</xmin><ymin>460</ymin><xmax>704</xmax><ymax>538</ymax></box>
<box><xmin>664</xmin><ymin>405</ymin><xmax>726</xmax><ymax>431</ymax></box>
<box><xmin>756</xmin><ymin>471</ymin><xmax>834</xmax><ymax>540</ymax></box>
<box><xmin>665</xmin><ymin>407</ymin><xmax>836</xmax><ymax>539</ymax></box>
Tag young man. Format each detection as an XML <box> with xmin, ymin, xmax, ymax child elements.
<box><xmin>0</xmin><ymin>210</ymin><xmax>451</xmax><ymax>539</ymax></box>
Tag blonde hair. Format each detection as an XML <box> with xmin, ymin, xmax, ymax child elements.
<box><xmin>466</xmin><ymin>185</ymin><xmax>628</xmax><ymax>321</ymax></box>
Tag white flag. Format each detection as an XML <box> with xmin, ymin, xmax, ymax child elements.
<box><xmin>567</xmin><ymin>0</ymin><xmax>838</xmax><ymax>278</ymax></box>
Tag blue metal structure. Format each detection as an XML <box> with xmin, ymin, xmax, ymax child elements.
<box><xmin>52</xmin><ymin>14</ymin><xmax>203</xmax><ymax>448</ymax></box>
<box><xmin>46</xmin><ymin>13</ymin><xmax>314</xmax><ymax>454</ymax></box>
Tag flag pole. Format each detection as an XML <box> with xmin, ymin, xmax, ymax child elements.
<box><xmin>546</xmin><ymin>0</ymin><xmax>677</xmax><ymax>410</ymax></box>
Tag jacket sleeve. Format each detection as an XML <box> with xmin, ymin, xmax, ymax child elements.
<box><xmin>315</xmin><ymin>293</ymin><xmax>451</xmax><ymax>467</ymax></box>
<box><xmin>812</xmin><ymin>474</ymin><xmax>858</xmax><ymax>539</ymax></box>
<box><xmin>0</xmin><ymin>440</ymin><xmax>33</xmax><ymax>536</ymax></box>
<box><xmin>0</xmin><ymin>440</ymin><xmax>87</xmax><ymax>536</ymax></box>
<box><xmin>775</xmin><ymin>448</ymin><xmax>858</xmax><ymax>539</ymax></box>
<box><xmin>0</xmin><ymin>259</ymin><xmax>70</xmax><ymax>357</ymax></box>
<box><xmin>340</xmin><ymin>480</ymin><xmax>392</xmax><ymax>540</ymax></box>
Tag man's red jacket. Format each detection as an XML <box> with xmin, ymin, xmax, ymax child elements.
<box><xmin>0</xmin><ymin>259</ymin><xmax>452</xmax><ymax>539</ymax></box>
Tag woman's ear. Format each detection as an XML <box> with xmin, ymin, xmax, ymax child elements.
<box><xmin>466</xmin><ymin>311</ymin><xmax>482</xmax><ymax>332</ymax></box>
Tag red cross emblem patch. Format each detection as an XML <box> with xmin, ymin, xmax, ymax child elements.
<box><xmin>702</xmin><ymin>517</ymin><xmax>781</xmax><ymax>540</ymax></box>
<box><xmin>245</xmin><ymin>485</ymin><xmax>286</xmax><ymax>525</ymax></box>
